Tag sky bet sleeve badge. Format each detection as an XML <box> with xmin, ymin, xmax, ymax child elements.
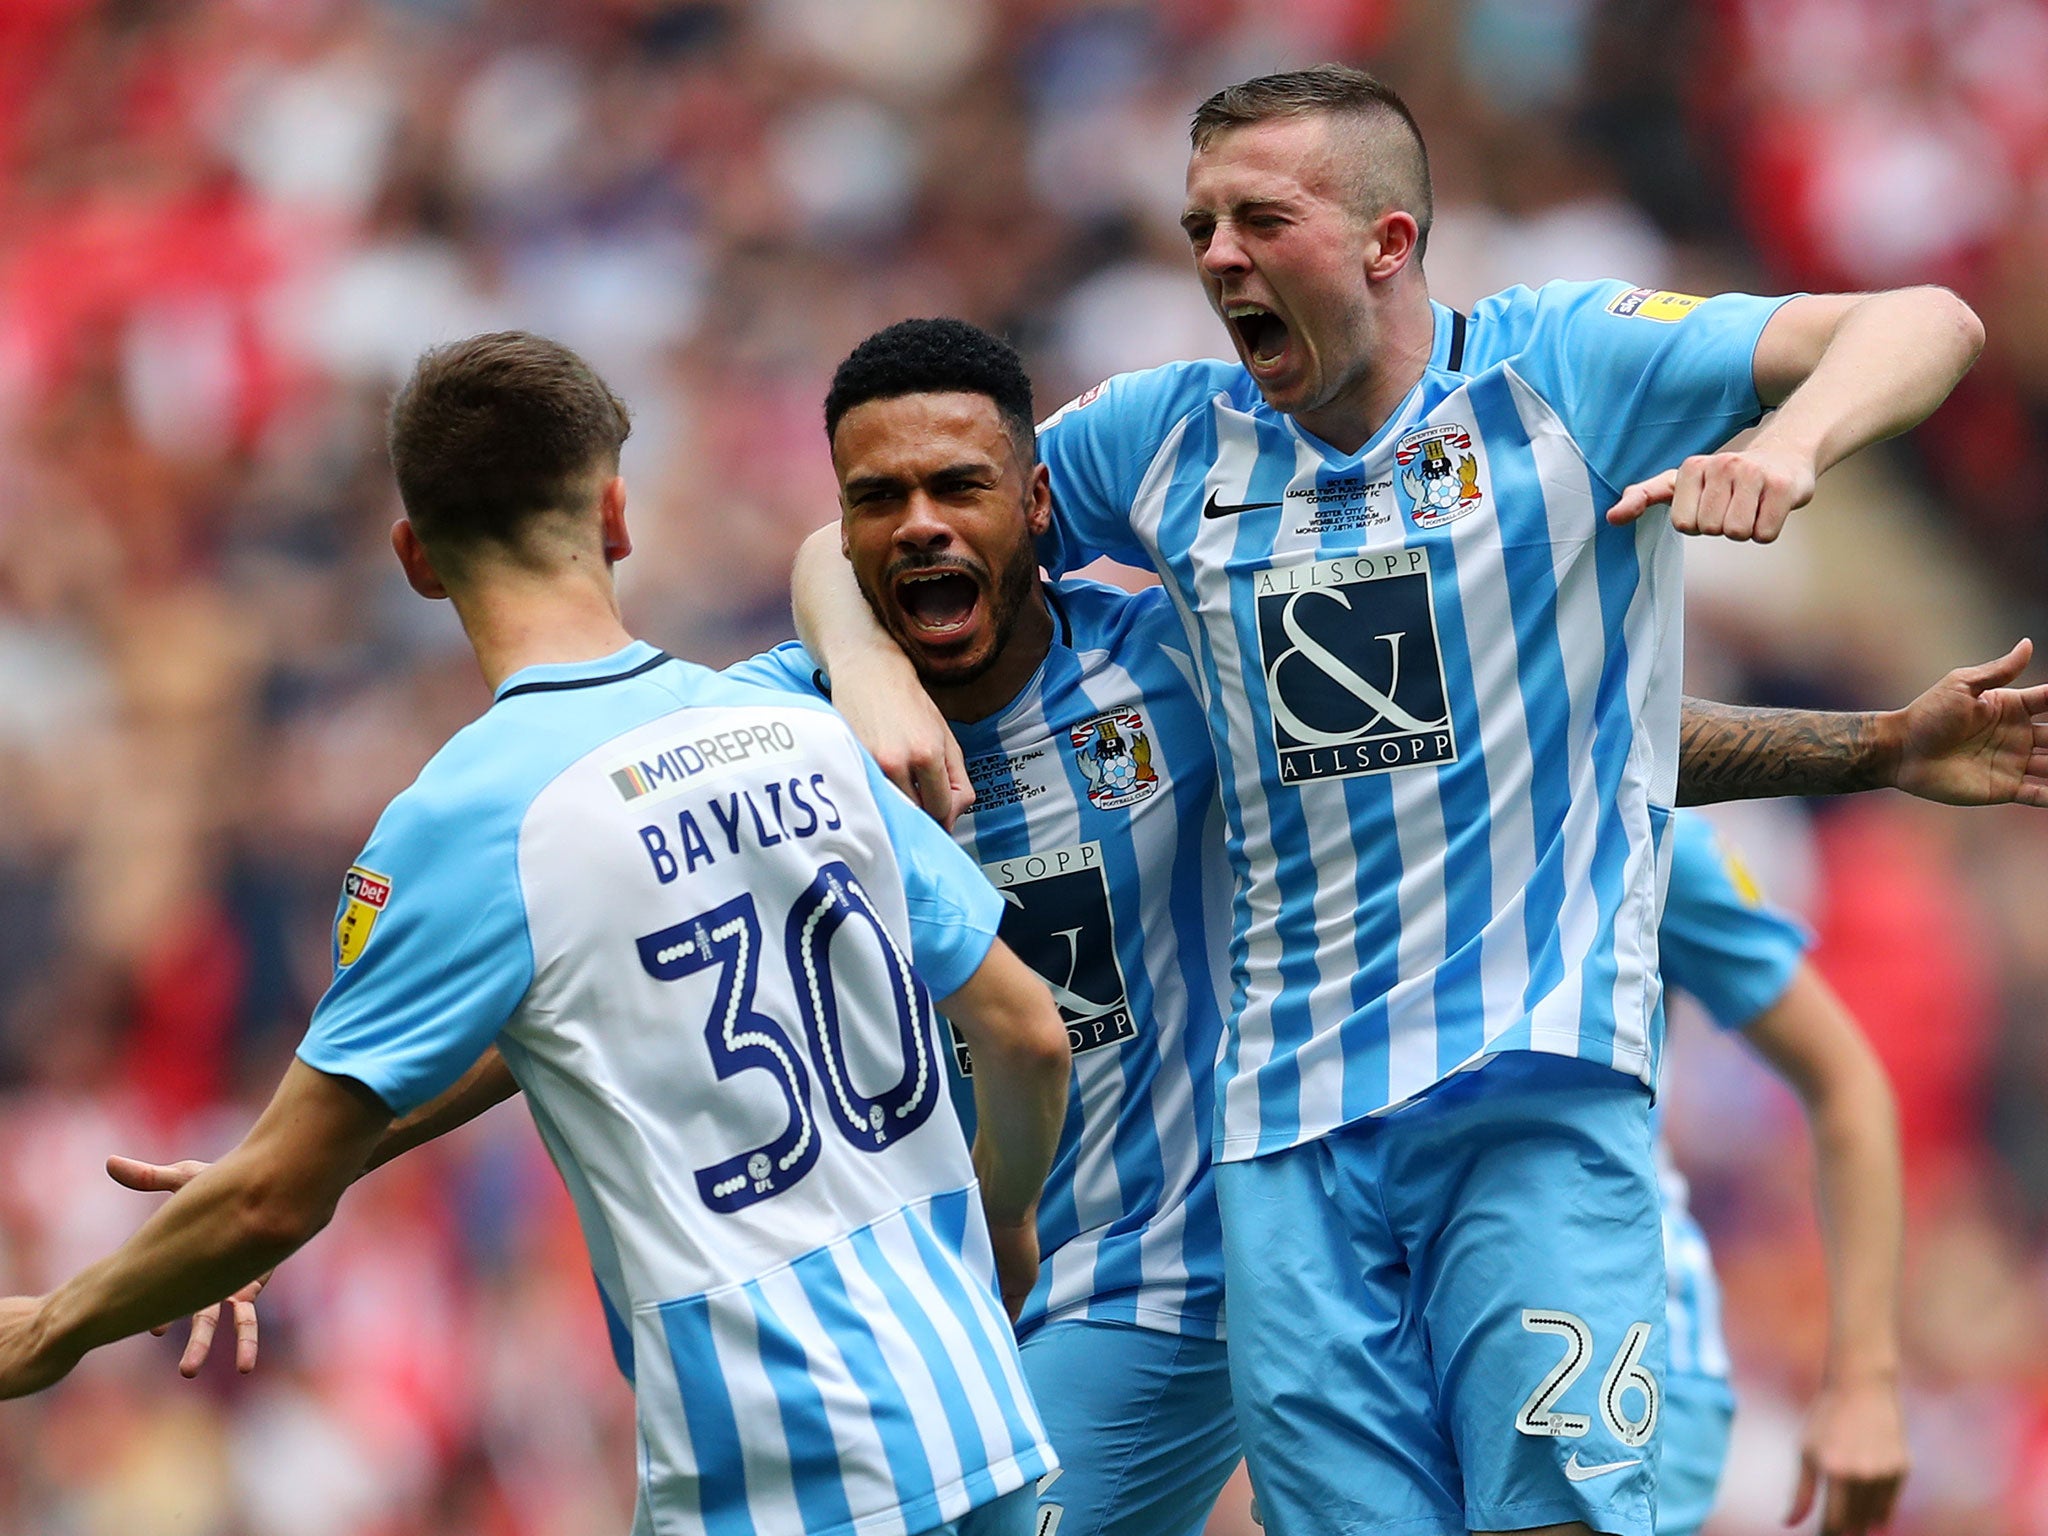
<box><xmin>1605</xmin><ymin>287</ymin><xmax>1705</xmax><ymax>322</ymax></box>
<box><xmin>335</xmin><ymin>865</ymin><xmax>392</xmax><ymax>966</ymax></box>
<box><xmin>1071</xmin><ymin>708</ymin><xmax>1158</xmax><ymax>809</ymax></box>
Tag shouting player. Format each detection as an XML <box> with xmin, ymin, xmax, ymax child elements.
<box><xmin>791</xmin><ymin>65</ymin><xmax>1985</xmax><ymax>1536</ymax></box>
<box><xmin>0</xmin><ymin>333</ymin><xmax>1076</xmax><ymax>1536</ymax></box>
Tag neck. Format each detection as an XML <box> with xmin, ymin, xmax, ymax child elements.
<box><xmin>448</xmin><ymin>567</ymin><xmax>638</xmax><ymax>693</ymax></box>
<box><xmin>1295</xmin><ymin>288</ymin><xmax>1439</xmax><ymax>455</ymax></box>
<box><xmin>925</xmin><ymin>587</ymin><xmax>1056</xmax><ymax>724</ymax></box>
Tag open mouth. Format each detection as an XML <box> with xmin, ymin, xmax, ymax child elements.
<box><xmin>891</xmin><ymin>567</ymin><xmax>983</xmax><ymax>642</ymax></box>
<box><xmin>1227</xmin><ymin>303</ymin><xmax>1291</xmax><ymax>370</ymax></box>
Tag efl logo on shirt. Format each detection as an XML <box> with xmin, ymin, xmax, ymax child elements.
<box><xmin>335</xmin><ymin>865</ymin><xmax>392</xmax><ymax>967</ymax></box>
<box><xmin>1252</xmin><ymin>550</ymin><xmax>1457</xmax><ymax>784</ymax></box>
<box><xmin>1605</xmin><ymin>287</ymin><xmax>1704</xmax><ymax>323</ymax></box>
<box><xmin>952</xmin><ymin>840</ymin><xmax>1136</xmax><ymax>1074</ymax></box>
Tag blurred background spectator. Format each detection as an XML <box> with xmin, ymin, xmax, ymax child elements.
<box><xmin>0</xmin><ymin>1</ymin><xmax>2042</xmax><ymax>1532</ymax></box>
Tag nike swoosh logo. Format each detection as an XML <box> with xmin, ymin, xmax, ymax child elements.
<box><xmin>1202</xmin><ymin>490</ymin><xmax>1282</xmax><ymax>519</ymax></box>
<box><xmin>1563</xmin><ymin>1452</ymin><xmax>1642</xmax><ymax>1483</ymax></box>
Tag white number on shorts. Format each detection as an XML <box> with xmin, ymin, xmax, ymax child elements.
<box><xmin>1516</xmin><ymin>1311</ymin><xmax>1594</xmax><ymax>1437</ymax></box>
<box><xmin>1034</xmin><ymin>1467</ymin><xmax>1064</xmax><ymax>1536</ymax></box>
<box><xmin>1599</xmin><ymin>1321</ymin><xmax>1660</xmax><ymax>1447</ymax></box>
<box><xmin>1517</xmin><ymin>1311</ymin><xmax>1660</xmax><ymax>1445</ymax></box>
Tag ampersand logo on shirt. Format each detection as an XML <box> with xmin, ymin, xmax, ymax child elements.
<box><xmin>1252</xmin><ymin>550</ymin><xmax>1458</xmax><ymax>785</ymax></box>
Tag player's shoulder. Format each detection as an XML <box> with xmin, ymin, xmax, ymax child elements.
<box><xmin>713</xmin><ymin>642</ymin><xmax>833</xmax><ymax>703</ymax></box>
<box><xmin>1052</xmin><ymin>575</ymin><xmax>1185</xmax><ymax>657</ymax></box>
<box><xmin>1038</xmin><ymin>358</ymin><xmax>1250</xmax><ymax>440</ymax></box>
<box><xmin>1461</xmin><ymin>280</ymin><xmax>1642</xmax><ymax>366</ymax></box>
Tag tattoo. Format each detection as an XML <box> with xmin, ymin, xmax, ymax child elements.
<box><xmin>1677</xmin><ymin>697</ymin><xmax>1892</xmax><ymax>805</ymax></box>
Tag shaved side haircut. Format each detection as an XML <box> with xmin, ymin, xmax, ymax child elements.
<box><xmin>1191</xmin><ymin>65</ymin><xmax>1433</xmax><ymax>257</ymax></box>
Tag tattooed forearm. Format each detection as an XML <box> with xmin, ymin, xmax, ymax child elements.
<box><xmin>1676</xmin><ymin>697</ymin><xmax>1899</xmax><ymax>805</ymax></box>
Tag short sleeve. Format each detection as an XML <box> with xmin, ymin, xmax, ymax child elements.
<box><xmin>859</xmin><ymin>754</ymin><xmax>1004</xmax><ymax>999</ymax></box>
<box><xmin>722</xmin><ymin>642</ymin><xmax>828</xmax><ymax>699</ymax></box>
<box><xmin>1658</xmin><ymin>811</ymin><xmax>1809</xmax><ymax>1031</ymax></box>
<box><xmin>1036</xmin><ymin>365</ymin><xmax>1216</xmax><ymax>577</ymax></box>
<box><xmin>1502</xmin><ymin>280</ymin><xmax>1797</xmax><ymax>497</ymax></box>
<box><xmin>297</xmin><ymin>788</ymin><xmax>534</xmax><ymax>1116</ymax></box>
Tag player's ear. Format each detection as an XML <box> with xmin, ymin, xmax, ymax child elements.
<box><xmin>1025</xmin><ymin>461</ymin><xmax>1053</xmax><ymax>539</ymax></box>
<box><xmin>391</xmin><ymin>519</ymin><xmax>449</xmax><ymax>600</ymax></box>
<box><xmin>599</xmin><ymin>474</ymin><xmax>632</xmax><ymax>565</ymax></box>
<box><xmin>1365</xmin><ymin>210</ymin><xmax>1421</xmax><ymax>283</ymax></box>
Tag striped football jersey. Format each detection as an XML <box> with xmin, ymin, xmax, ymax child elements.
<box><xmin>1656</xmin><ymin>809</ymin><xmax>1810</xmax><ymax>1380</ymax></box>
<box><xmin>299</xmin><ymin>641</ymin><xmax>1055</xmax><ymax>1536</ymax></box>
<box><xmin>1037</xmin><ymin>280</ymin><xmax>1794</xmax><ymax>1159</ymax></box>
<box><xmin>729</xmin><ymin>578</ymin><xmax>1233</xmax><ymax>1342</ymax></box>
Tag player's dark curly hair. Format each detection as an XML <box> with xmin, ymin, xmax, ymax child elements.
<box><xmin>824</xmin><ymin>318</ymin><xmax>1037</xmax><ymax>461</ymax></box>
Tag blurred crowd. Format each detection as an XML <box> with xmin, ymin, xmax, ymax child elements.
<box><xmin>0</xmin><ymin>0</ymin><xmax>2045</xmax><ymax>1532</ymax></box>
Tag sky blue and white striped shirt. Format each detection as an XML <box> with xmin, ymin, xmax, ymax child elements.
<box><xmin>1657</xmin><ymin>808</ymin><xmax>1810</xmax><ymax>1380</ymax></box>
<box><xmin>299</xmin><ymin>642</ymin><xmax>1054</xmax><ymax>1536</ymax></box>
<box><xmin>731</xmin><ymin>579</ymin><xmax>1233</xmax><ymax>1342</ymax></box>
<box><xmin>1037</xmin><ymin>279</ymin><xmax>1792</xmax><ymax>1159</ymax></box>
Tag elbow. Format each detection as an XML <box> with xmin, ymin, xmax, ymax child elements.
<box><xmin>1019</xmin><ymin>1003</ymin><xmax>1074</xmax><ymax>1087</ymax></box>
<box><xmin>230</xmin><ymin>1177</ymin><xmax>337</xmax><ymax>1258</ymax></box>
<box><xmin>1918</xmin><ymin>285</ymin><xmax>1985</xmax><ymax>371</ymax></box>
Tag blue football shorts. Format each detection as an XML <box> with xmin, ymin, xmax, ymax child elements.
<box><xmin>925</xmin><ymin>1485</ymin><xmax>1039</xmax><ymax>1536</ymax></box>
<box><xmin>1019</xmin><ymin>1317</ymin><xmax>1240</xmax><ymax>1536</ymax></box>
<box><xmin>1217</xmin><ymin>1051</ymin><xmax>1667</xmax><ymax>1536</ymax></box>
<box><xmin>1655</xmin><ymin>1373</ymin><xmax>1734</xmax><ymax>1536</ymax></box>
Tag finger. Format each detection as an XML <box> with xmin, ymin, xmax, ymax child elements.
<box><xmin>1841</xmin><ymin>1475</ymin><xmax>1898</xmax><ymax>1535</ymax></box>
<box><xmin>149</xmin><ymin>1321</ymin><xmax>173</xmax><ymax>1337</ymax></box>
<box><xmin>1751</xmin><ymin>471</ymin><xmax>1799</xmax><ymax>544</ymax></box>
<box><xmin>233</xmin><ymin>1297</ymin><xmax>261</xmax><ymax>1373</ymax></box>
<box><xmin>106</xmin><ymin>1156</ymin><xmax>204</xmax><ymax>1193</ymax></box>
<box><xmin>909</xmin><ymin>750</ymin><xmax>956</xmax><ymax>830</ymax></box>
<box><xmin>1606</xmin><ymin>470</ymin><xmax>1676</xmax><ymax>525</ymax></box>
<box><xmin>1720</xmin><ymin>459</ymin><xmax>1765</xmax><ymax>541</ymax></box>
<box><xmin>1691</xmin><ymin>460</ymin><xmax>1739</xmax><ymax>539</ymax></box>
<box><xmin>1952</xmin><ymin>640</ymin><xmax>2032</xmax><ymax>693</ymax></box>
<box><xmin>179</xmin><ymin>1305</ymin><xmax>220</xmax><ymax>1378</ymax></box>
<box><xmin>1860</xmin><ymin>1473</ymin><xmax>1904</xmax><ymax>1531</ymax></box>
<box><xmin>1788</xmin><ymin>1456</ymin><xmax>1818</xmax><ymax>1526</ymax></box>
<box><xmin>1822</xmin><ymin>1472</ymin><xmax>1853</xmax><ymax>1536</ymax></box>
<box><xmin>944</xmin><ymin>734</ymin><xmax>976</xmax><ymax>821</ymax></box>
<box><xmin>1670</xmin><ymin>460</ymin><xmax>1709</xmax><ymax>534</ymax></box>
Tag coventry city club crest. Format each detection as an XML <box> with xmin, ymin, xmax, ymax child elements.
<box><xmin>1395</xmin><ymin>423</ymin><xmax>1483</xmax><ymax>529</ymax></box>
<box><xmin>1070</xmin><ymin>708</ymin><xmax>1158</xmax><ymax>810</ymax></box>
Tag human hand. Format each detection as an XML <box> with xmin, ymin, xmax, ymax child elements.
<box><xmin>831</xmin><ymin>649</ymin><xmax>973</xmax><ymax>827</ymax></box>
<box><xmin>0</xmin><ymin>1294</ymin><xmax>76</xmax><ymax>1399</ymax></box>
<box><xmin>1789</xmin><ymin>1375</ymin><xmax>1909</xmax><ymax>1535</ymax></box>
<box><xmin>106</xmin><ymin>1155</ymin><xmax>267</xmax><ymax>1376</ymax></box>
<box><xmin>1607</xmin><ymin>445</ymin><xmax>1816</xmax><ymax>542</ymax></box>
<box><xmin>1886</xmin><ymin>639</ymin><xmax>2048</xmax><ymax>808</ymax></box>
<box><xmin>985</xmin><ymin>1218</ymin><xmax>1040</xmax><ymax>1324</ymax></box>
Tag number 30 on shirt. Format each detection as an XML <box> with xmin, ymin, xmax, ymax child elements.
<box><xmin>634</xmin><ymin>861</ymin><xmax>943</xmax><ymax>1214</ymax></box>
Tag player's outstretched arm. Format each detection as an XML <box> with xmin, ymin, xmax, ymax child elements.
<box><xmin>792</xmin><ymin>523</ymin><xmax>973</xmax><ymax>827</ymax></box>
<box><xmin>1610</xmin><ymin>286</ymin><xmax>1983</xmax><ymax>541</ymax></box>
<box><xmin>935</xmin><ymin>939</ymin><xmax>1070</xmax><ymax>1320</ymax></box>
<box><xmin>1676</xmin><ymin>640</ymin><xmax>2048</xmax><ymax>806</ymax></box>
<box><xmin>0</xmin><ymin>1062</ymin><xmax>392</xmax><ymax>1399</ymax></box>
<box><xmin>1742</xmin><ymin>965</ymin><xmax>1908</xmax><ymax>1536</ymax></box>
<box><xmin>105</xmin><ymin>1047</ymin><xmax>523</xmax><ymax>1378</ymax></box>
